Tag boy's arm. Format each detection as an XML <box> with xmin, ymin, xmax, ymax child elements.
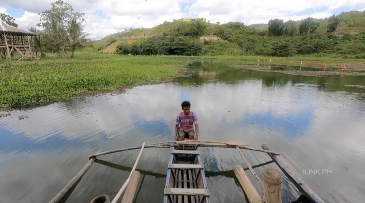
<box><xmin>174</xmin><ymin>125</ymin><xmax>179</xmax><ymax>140</ymax></box>
<box><xmin>194</xmin><ymin>124</ymin><xmax>199</xmax><ymax>140</ymax></box>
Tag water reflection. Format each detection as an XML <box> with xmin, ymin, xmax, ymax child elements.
<box><xmin>179</xmin><ymin>62</ymin><xmax>365</xmax><ymax>94</ymax></box>
<box><xmin>0</xmin><ymin>62</ymin><xmax>365</xmax><ymax>202</ymax></box>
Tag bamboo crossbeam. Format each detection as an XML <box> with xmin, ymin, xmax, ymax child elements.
<box><xmin>13</xmin><ymin>46</ymin><xmax>25</xmax><ymax>58</ymax></box>
<box><xmin>49</xmin><ymin>149</ymin><xmax>101</xmax><ymax>203</ymax></box>
<box><xmin>111</xmin><ymin>142</ymin><xmax>145</xmax><ymax>203</ymax></box>
<box><xmin>89</xmin><ymin>142</ymin><xmax>170</xmax><ymax>158</ymax></box>
<box><xmin>174</xmin><ymin>140</ymin><xmax>251</xmax><ymax>146</ymax></box>
<box><xmin>262</xmin><ymin>144</ymin><xmax>324</xmax><ymax>203</ymax></box>
<box><xmin>236</xmin><ymin>146</ymin><xmax>263</xmax><ymax>189</ymax></box>
<box><xmin>89</xmin><ymin>141</ymin><xmax>279</xmax><ymax>159</ymax></box>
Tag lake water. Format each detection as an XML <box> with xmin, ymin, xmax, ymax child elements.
<box><xmin>1</xmin><ymin>62</ymin><xmax>365</xmax><ymax>203</ymax></box>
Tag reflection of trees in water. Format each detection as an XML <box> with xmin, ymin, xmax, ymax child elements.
<box><xmin>176</xmin><ymin>62</ymin><xmax>365</xmax><ymax>95</ymax></box>
<box><xmin>359</xmin><ymin>91</ymin><xmax>365</xmax><ymax>101</ymax></box>
<box><xmin>60</xmin><ymin>97</ymin><xmax>91</xmax><ymax>115</ymax></box>
<box><xmin>261</xmin><ymin>74</ymin><xmax>288</xmax><ymax>87</ymax></box>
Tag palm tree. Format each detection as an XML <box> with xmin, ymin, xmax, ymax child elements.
<box><xmin>28</xmin><ymin>27</ymin><xmax>46</xmax><ymax>58</ymax></box>
<box><xmin>68</xmin><ymin>17</ymin><xmax>89</xmax><ymax>59</ymax></box>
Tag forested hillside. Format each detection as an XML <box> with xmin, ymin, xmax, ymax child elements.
<box><xmin>95</xmin><ymin>10</ymin><xmax>365</xmax><ymax>58</ymax></box>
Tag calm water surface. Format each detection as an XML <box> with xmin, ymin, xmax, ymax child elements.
<box><xmin>1</xmin><ymin>63</ymin><xmax>365</xmax><ymax>203</ymax></box>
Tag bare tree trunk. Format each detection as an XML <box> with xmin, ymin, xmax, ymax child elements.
<box><xmin>71</xmin><ymin>45</ymin><xmax>76</xmax><ymax>59</ymax></box>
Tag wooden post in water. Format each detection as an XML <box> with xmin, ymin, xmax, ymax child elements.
<box><xmin>262</xmin><ymin>168</ymin><xmax>282</xmax><ymax>203</ymax></box>
<box><xmin>121</xmin><ymin>171</ymin><xmax>141</xmax><ymax>203</ymax></box>
<box><xmin>233</xmin><ymin>165</ymin><xmax>263</xmax><ymax>203</ymax></box>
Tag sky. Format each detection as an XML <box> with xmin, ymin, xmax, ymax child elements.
<box><xmin>0</xmin><ymin>0</ymin><xmax>365</xmax><ymax>40</ymax></box>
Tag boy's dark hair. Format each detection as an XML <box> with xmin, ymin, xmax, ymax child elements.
<box><xmin>181</xmin><ymin>101</ymin><xmax>191</xmax><ymax>109</ymax></box>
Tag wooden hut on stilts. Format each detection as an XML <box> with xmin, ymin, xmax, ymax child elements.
<box><xmin>0</xmin><ymin>20</ymin><xmax>37</xmax><ymax>61</ymax></box>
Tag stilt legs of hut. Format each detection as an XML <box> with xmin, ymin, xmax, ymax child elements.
<box><xmin>3</xmin><ymin>33</ymin><xmax>11</xmax><ymax>61</ymax></box>
<box><xmin>1</xmin><ymin>33</ymin><xmax>36</xmax><ymax>61</ymax></box>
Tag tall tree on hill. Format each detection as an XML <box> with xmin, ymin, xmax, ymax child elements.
<box><xmin>190</xmin><ymin>20</ymin><xmax>207</xmax><ymax>36</ymax></box>
<box><xmin>283</xmin><ymin>20</ymin><xmax>298</xmax><ymax>36</ymax></box>
<box><xmin>37</xmin><ymin>0</ymin><xmax>85</xmax><ymax>58</ymax></box>
<box><xmin>300</xmin><ymin>17</ymin><xmax>319</xmax><ymax>34</ymax></box>
<box><xmin>0</xmin><ymin>13</ymin><xmax>18</xmax><ymax>27</ymax></box>
<box><xmin>268</xmin><ymin>19</ymin><xmax>284</xmax><ymax>36</ymax></box>
<box><xmin>327</xmin><ymin>14</ymin><xmax>340</xmax><ymax>33</ymax></box>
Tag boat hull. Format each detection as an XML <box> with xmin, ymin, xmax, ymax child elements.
<box><xmin>163</xmin><ymin>144</ymin><xmax>209</xmax><ymax>203</ymax></box>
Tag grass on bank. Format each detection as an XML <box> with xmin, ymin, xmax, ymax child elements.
<box><xmin>0</xmin><ymin>53</ymin><xmax>188</xmax><ymax>109</ymax></box>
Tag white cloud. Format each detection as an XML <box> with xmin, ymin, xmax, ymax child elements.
<box><xmin>1</xmin><ymin>0</ymin><xmax>365</xmax><ymax>39</ymax></box>
<box><xmin>15</xmin><ymin>11</ymin><xmax>39</xmax><ymax>29</ymax></box>
<box><xmin>0</xmin><ymin>7</ymin><xmax>7</xmax><ymax>14</ymax></box>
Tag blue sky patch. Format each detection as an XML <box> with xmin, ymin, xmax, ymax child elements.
<box><xmin>5</xmin><ymin>7</ymin><xmax>24</xmax><ymax>18</ymax></box>
<box><xmin>295</xmin><ymin>6</ymin><xmax>328</xmax><ymax>16</ymax></box>
<box><xmin>93</xmin><ymin>9</ymin><xmax>106</xmax><ymax>18</ymax></box>
<box><xmin>331</xmin><ymin>5</ymin><xmax>365</xmax><ymax>15</ymax></box>
<box><xmin>179</xmin><ymin>1</ymin><xmax>191</xmax><ymax>16</ymax></box>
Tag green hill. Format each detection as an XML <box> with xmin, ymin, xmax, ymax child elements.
<box><xmin>94</xmin><ymin>11</ymin><xmax>365</xmax><ymax>58</ymax></box>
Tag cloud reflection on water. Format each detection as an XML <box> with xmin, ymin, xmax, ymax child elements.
<box><xmin>1</xmin><ymin>64</ymin><xmax>365</xmax><ymax>202</ymax></box>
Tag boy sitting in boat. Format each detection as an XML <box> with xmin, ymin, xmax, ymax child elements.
<box><xmin>174</xmin><ymin>101</ymin><xmax>199</xmax><ymax>141</ymax></box>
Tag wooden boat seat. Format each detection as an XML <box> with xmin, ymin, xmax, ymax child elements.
<box><xmin>168</xmin><ymin>164</ymin><xmax>203</xmax><ymax>169</ymax></box>
<box><xmin>171</xmin><ymin>150</ymin><xmax>200</xmax><ymax>155</ymax></box>
<box><xmin>164</xmin><ymin>188</ymin><xmax>210</xmax><ymax>196</ymax></box>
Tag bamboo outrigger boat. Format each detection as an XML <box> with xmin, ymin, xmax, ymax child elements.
<box><xmin>49</xmin><ymin>140</ymin><xmax>324</xmax><ymax>203</ymax></box>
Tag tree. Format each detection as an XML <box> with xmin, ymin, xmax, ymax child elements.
<box><xmin>0</xmin><ymin>13</ymin><xmax>18</xmax><ymax>27</ymax></box>
<box><xmin>190</xmin><ymin>20</ymin><xmax>207</xmax><ymax>36</ymax></box>
<box><xmin>38</xmin><ymin>0</ymin><xmax>85</xmax><ymax>58</ymax></box>
<box><xmin>268</xmin><ymin>19</ymin><xmax>284</xmax><ymax>36</ymax></box>
<box><xmin>327</xmin><ymin>14</ymin><xmax>340</xmax><ymax>33</ymax></box>
<box><xmin>270</xmin><ymin>41</ymin><xmax>296</xmax><ymax>57</ymax></box>
<box><xmin>68</xmin><ymin>16</ymin><xmax>89</xmax><ymax>58</ymax></box>
<box><xmin>300</xmin><ymin>17</ymin><xmax>313</xmax><ymax>35</ymax></box>
<box><xmin>308</xmin><ymin>21</ymin><xmax>320</xmax><ymax>33</ymax></box>
<box><xmin>284</xmin><ymin>20</ymin><xmax>298</xmax><ymax>36</ymax></box>
<box><xmin>28</xmin><ymin>27</ymin><xmax>46</xmax><ymax>58</ymax></box>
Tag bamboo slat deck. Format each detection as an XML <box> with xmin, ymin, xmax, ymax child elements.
<box><xmin>164</xmin><ymin>145</ymin><xmax>210</xmax><ymax>203</ymax></box>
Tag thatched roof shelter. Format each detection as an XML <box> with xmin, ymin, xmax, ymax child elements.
<box><xmin>1</xmin><ymin>20</ymin><xmax>36</xmax><ymax>60</ymax></box>
<box><xmin>0</xmin><ymin>20</ymin><xmax>36</xmax><ymax>36</ymax></box>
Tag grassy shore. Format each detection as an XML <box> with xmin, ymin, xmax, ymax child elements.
<box><xmin>197</xmin><ymin>55</ymin><xmax>365</xmax><ymax>67</ymax></box>
<box><xmin>1</xmin><ymin>52</ymin><xmax>364</xmax><ymax>109</ymax></box>
<box><xmin>0</xmin><ymin>53</ymin><xmax>188</xmax><ymax>109</ymax></box>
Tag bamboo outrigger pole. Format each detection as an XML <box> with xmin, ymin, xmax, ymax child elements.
<box><xmin>49</xmin><ymin>150</ymin><xmax>101</xmax><ymax>203</ymax></box>
<box><xmin>121</xmin><ymin>171</ymin><xmax>141</xmax><ymax>203</ymax></box>
<box><xmin>236</xmin><ymin>146</ymin><xmax>264</xmax><ymax>189</ymax></box>
<box><xmin>111</xmin><ymin>142</ymin><xmax>145</xmax><ymax>203</ymax></box>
